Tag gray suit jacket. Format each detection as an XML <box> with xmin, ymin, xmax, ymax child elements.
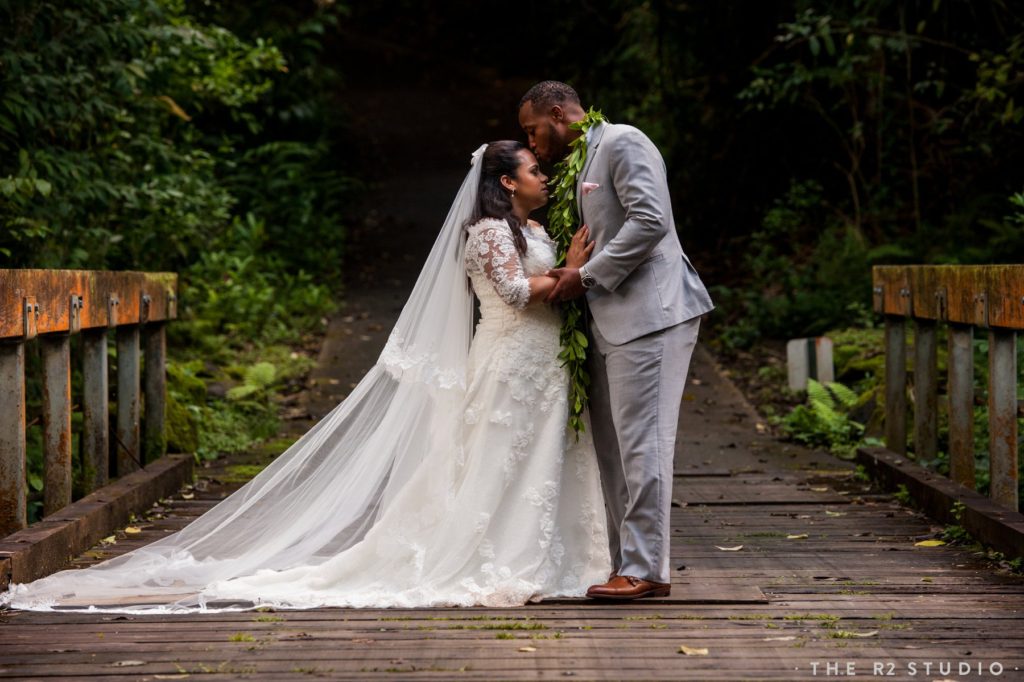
<box><xmin>577</xmin><ymin>121</ymin><xmax>714</xmax><ymax>345</ymax></box>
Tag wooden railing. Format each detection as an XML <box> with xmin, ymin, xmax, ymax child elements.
<box><xmin>873</xmin><ymin>265</ymin><xmax>1022</xmax><ymax>511</ymax></box>
<box><xmin>0</xmin><ymin>270</ymin><xmax>178</xmax><ymax>536</ymax></box>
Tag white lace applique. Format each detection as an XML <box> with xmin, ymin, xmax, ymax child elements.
<box><xmin>465</xmin><ymin>219</ymin><xmax>531</xmax><ymax>310</ymax></box>
<box><xmin>379</xmin><ymin>330</ymin><xmax>465</xmax><ymax>390</ymax></box>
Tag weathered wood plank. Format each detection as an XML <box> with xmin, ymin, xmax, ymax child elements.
<box><xmin>0</xmin><ymin>270</ymin><xmax>178</xmax><ymax>340</ymax></box>
<box><xmin>0</xmin><ymin>343</ymin><xmax>26</xmax><ymax>536</ymax></box>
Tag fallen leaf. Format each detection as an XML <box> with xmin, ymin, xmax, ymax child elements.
<box><xmin>124</xmin><ymin>526</ymin><xmax>141</xmax><ymax>534</ymax></box>
<box><xmin>100</xmin><ymin>535</ymin><xmax>117</xmax><ymax>546</ymax></box>
<box><xmin>921</xmin><ymin>577</ymin><xmax>934</xmax><ymax>582</ymax></box>
<box><xmin>180</xmin><ymin>492</ymin><xmax>195</xmax><ymax>500</ymax></box>
<box><xmin>110</xmin><ymin>660</ymin><xmax>146</xmax><ymax>667</ymax></box>
<box><xmin>678</xmin><ymin>645</ymin><xmax>709</xmax><ymax>656</ymax></box>
<box><xmin>786</xmin><ymin>534</ymin><xmax>809</xmax><ymax>540</ymax></box>
<box><xmin>518</xmin><ymin>646</ymin><xmax>537</xmax><ymax>653</ymax></box>
<box><xmin>714</xmin><ymin>545</ymin><xmax>743</xmax><ymax>551</ymax></box>
<box><xmin>833</xmin><ymin>630</ymin><xmax>878</xmax><ymax>638</ymax></box>
<box><xmin>825</xmin><ymin>510</ymin><xmax>846</xmax><ymax>517</ymax></box>
<box><xmin>763</xmin><ymin>636</ymin><xmax>796</xmax><ymax>641</ymax></box>
<box><xmin>810</xmin><ymin>486</ymin><xmax>829</xmax><ymax>492</ymax></box>
<box><xmin>914</xmin><ymin>539</ymin><xmax>946</xmax><ymax>547</ymax></box>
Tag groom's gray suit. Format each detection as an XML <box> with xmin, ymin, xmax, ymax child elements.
<box><xmin>577</xmin><ymin>121</ymin><xmax>714</xmax><ymax>584</ymax></box>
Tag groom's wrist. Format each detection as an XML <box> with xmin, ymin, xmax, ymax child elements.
<box><xmin>579</xmin><ymin>265</ymin><xmax>596</xmax><ymax>289</ymax></box>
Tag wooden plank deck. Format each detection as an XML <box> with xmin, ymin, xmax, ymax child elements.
<box><xmin>2</xmin><ymin>345</ymin><xmax>1023</xmax><ymax>680</ymax></box>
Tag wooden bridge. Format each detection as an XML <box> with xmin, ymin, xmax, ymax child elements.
<box><xmin>0</xmin><ymin>266</ymin><xmax>1022</xmax><ymax>680</ymax></box>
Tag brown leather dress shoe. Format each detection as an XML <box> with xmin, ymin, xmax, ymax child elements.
<box><xmin>586</xmin><ymin>575</ymin><xmax>671</xmax><ymax>600</ymax></box>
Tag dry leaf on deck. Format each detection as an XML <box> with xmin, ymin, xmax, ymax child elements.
<box><xmin>679</xmin><ymin>645</ymin><xmax>709</xmax><ymax>656</ymax></box>
<box><xmin>786</xmin><ymin>534</ymin><xmax>809</xmax><ymax>540</ymax></box>
<box><xmin>714</xmin><ymin>545</ymin><xmax>743</xmax><ymax>551</ymax></box>
<box><xmin>914</xmin><ymin>539</ymin><xmax>946</xmax><ymax>547</ymax></box>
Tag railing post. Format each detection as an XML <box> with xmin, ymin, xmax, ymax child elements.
<box><xmin>116</xmin><ymin>325</ymin><xmax>141</xmax><ymax>475</ymax></box>
<box><xmin>82</xmin><ymin>328</ymin><xmax>109</xmax><ymax>491</ymax></box>
<box><xmin>143</xmin><ymin>322</ymin><xmax>167</xmax><ymax>463</ymax></box>
<box><xmin>40</xmin><ymin>333</ymin><xmax>73</xmax><ymax>515</ymax></box>
<box><xmin>988</xmin><ymin>328</ymin><xmax>1018</xmax><ymax>510</ymax></box>
<box><xmin>0</xmin><ymin>341</ymin><xmax>27</xmax><ymax>534</ymax></box>
<box><xmin>884</xmin><ymin>315</ymin><xmax>907</xmax><ymax>455</ymax></box>
<box><xmin>912</xmin><ymin>319</ymin><xmax>938</xmax><ymax>461</ymax></box>
<box><xmin>947</xmin><ymin>324</ymin><xmax>975</xmax><ymax>489</ymax></box>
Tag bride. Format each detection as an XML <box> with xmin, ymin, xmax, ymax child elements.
<box><xmin>1</xmin><ymin>141</ymin><xmax>611</xmax><ymax>613</ymax></box>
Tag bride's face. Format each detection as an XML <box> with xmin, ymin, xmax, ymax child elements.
<box><xmin>510</xmin><ymin>149</ymin><xmax>549</xmax><ymax>211</ymax></box>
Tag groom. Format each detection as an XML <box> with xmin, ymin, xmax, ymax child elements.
<box><xmin>519</xmin><ymin>81</ymin><xmax>714</xmax><ymax>600</ymax></box>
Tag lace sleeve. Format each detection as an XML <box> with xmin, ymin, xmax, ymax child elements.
<box><xmin>466</xmin><ymin>221</ymin><xmax>531</xmax><ymax>309</ymax></box>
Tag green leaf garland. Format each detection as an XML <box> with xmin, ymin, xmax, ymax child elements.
<box><xmin>546</xmin><ymin>107</ymin><xmax>606</xmax><ymax>437</ymax></box>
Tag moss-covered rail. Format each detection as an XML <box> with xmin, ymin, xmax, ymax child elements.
<box><xmin>0</xmin><ymin>270</ymin><xmax>178</xmax><ymax>536</ymax></box>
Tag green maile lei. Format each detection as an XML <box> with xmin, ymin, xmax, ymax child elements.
<box><xmin>546</xmin><ymin>107</ymin><xmax>606</xmax><ymax>437</ymax></box>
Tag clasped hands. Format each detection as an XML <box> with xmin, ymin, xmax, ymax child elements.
<box><xmin>544</xmin><ymin>224</ymin><xmax>594</xmax><ymax>304</ymax></box>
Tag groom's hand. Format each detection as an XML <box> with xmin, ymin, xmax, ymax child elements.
<box><xmin>544</xmin><ymin>267</ymin><xmax>586</xmax><ymax>303</ymax></box>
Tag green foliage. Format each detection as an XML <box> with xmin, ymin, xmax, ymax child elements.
<box><xmin>226</xmin><ymin>362</ymin><xmax>277</xmax><ymax>401</ymax></box>
<box><xmin>547</xmin><ymin>109</ymin><xmax>605</xmax><ymax>436</ymax></box>
<box><xmin>781</xmin><ymin>379</ymin><xmax>865</xmax><ymax>458</ymax></box>
<box><xmin>942</xmin><ymin>501</ymin><xmax>973</xmax><ymax>544</ymax></box>
<box><xmin>2</xmin><ymin>0</ymin><xmax>350</xmax><ymax>499</ymax></box>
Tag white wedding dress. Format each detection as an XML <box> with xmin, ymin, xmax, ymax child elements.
<box><xmin>199</xmin><ymin>219</ymin><xmax>610</xmax><ymax>608</ymax></box>
<box><xmin>1</xmin><ymin>147</ymin><xmax>610</xmax><ymax>613</ymax></box>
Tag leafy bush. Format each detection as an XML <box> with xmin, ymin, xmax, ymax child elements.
<box><xmin>780</xmin><ymin>379</ymin><xmax>865</xmax><ymax>458</ymax></box>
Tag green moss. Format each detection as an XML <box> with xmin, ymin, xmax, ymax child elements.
<box><xmin>167</xmin><ymin>360</ymin><xmax>208</xmax><ymax>405</ymax></box>
<box><xmin>165</xmin><ymin>393</ymin><xmax>200</xmax><ymax>454</ymax></box>
<box><xmin>222</xmin><ymin>463</ymin><xmax>270</xmax><ymax>483</ymax></box>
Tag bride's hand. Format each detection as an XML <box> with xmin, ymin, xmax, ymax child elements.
<box><xmin>566</xmin><ymin>224</ymin><xmax>594</xmax><ymax>269</ymax></box>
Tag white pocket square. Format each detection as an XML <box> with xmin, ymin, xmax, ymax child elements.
<box><xmin>582</xmin><ymin>182</ymin><xmax>600</xmax><ymax>196</ymax></box>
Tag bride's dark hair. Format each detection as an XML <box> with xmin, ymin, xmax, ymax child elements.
<box><xmin>467</xmin><ymin>140</ymin><xmax>528</xmax><ymax>255</ymax></box>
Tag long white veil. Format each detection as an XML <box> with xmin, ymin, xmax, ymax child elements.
<box><xmin>1</xmin><ymin>145</ymin><xmax>487</xmax><ymax>613</ymax></box>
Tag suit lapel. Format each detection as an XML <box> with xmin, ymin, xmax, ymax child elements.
<box><xmin>575</xmin><ymin>121</ymin><xmax>608</xmax><ymax>221</ymax></box>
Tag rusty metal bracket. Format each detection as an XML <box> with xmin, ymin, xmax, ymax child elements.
<box><xmin>974</xmin><ymin>292</ymin><xmax>989</xmax><ymax>328</ymax></box>
<box><xmin>69</xmin><ymin>294</ymin><xmax>83</xmax><ymax>334</ymax></box>
<box><xmin>108</xmin><ymin>294</ymin><xmax>120</xmax><ymax>328</ymax></box>
<box><xmin>140</xmin><ymin>294</ymin><xmax>151</xmax><ymax>325</ymax></box>
<box><xmin>22</xmin><ymin>297</ymin><xmax>38</xmax><ymax>340</ymax></box>
<box><xmin>934</xmin><ymin>288</ymin><xmax>947</xmax><ymax>322</ymax></box>
<box><xmin>167</xmin><ymin>291</ymin><xmax>177</xmax><ymax>319</ymax></box>
<box><xmin>899</xmin><ymin>287</ymin><xmax>913</xmax><ymax>316</ymax></box>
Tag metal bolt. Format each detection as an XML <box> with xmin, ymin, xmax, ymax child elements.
<box><xmin>34</xmin><ymin>304</ymin><xmax>40</xmax><ymax>315</ymax></box>
<box><xmin>25</xmin><ymin>303</ymin><xmax>31</xmax><ymax>313</ymax></box>
<box><xmin>142</xmin><ymin>295</ymin><xmax>151</xmax><ymax>305</ymax></box>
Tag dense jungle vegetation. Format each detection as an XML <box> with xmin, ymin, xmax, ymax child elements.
<box><xmin>2</xmin><ymin>0</ymin><xmax>1022</xmax><ymax>516</ymax></box>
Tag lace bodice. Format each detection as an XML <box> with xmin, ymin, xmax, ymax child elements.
<box><xmin>464</xmin><ymin>217</ymin><xmax>557</xmax><ymax>314</ymax></box>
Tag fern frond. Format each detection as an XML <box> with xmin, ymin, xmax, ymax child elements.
<box><xmin>825</xmin><ymin>381</ymin><xmax>858</xmax><ymax>408</ymax></box>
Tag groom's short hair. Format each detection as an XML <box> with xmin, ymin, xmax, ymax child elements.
<box><xmin>519</xmin><ymin>81</ymin><xmax>581</xmax><ymax>112</ymax></box>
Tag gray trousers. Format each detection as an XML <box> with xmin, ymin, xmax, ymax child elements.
<box><xmin>588</xmin><ymin>316</ymin><xmax>700</xmax><ymax>584</ymax></box>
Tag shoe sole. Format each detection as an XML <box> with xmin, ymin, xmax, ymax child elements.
<box><xmin>585</xmin><ymin>588</ymin><xmax>671</xmax><ymax>600</ymax></box>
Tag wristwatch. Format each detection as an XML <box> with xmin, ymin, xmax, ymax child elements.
<box><xmin>579</xmin><ymin>265</ymin><xmax>597</xmax><ymax>289</ymax></box>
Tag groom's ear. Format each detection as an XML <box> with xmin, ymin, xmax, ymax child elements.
<box><xmin>549</xmin><ymin>105</ymin><xmax>564</xmax><ymax>122</ymax></box>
